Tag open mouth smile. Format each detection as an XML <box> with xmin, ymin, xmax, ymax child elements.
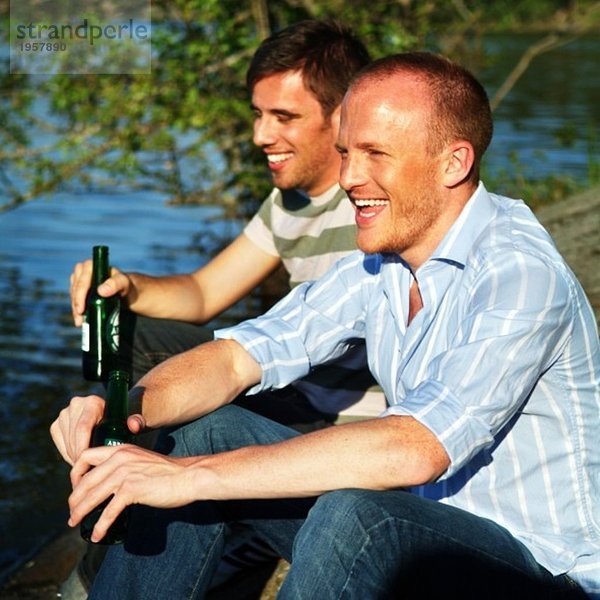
<box><xmin>351</xmin><ymin>198</ymin><xmax>390</xmax><ymax>222</ymax></box>
<box><xmin>267</xmin><ymin>152</ymin><xmax>293</xmax><ymax>166</ymax></box>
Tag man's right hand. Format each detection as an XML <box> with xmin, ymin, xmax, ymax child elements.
<box><xmin>50</xmin><ymin>395</ymin><xmax>106</xmax><ymax>466</ymax></box>
<box><xmin>50</xmin><ymin>395</ymin><xmax>146</xmax><ymax>468</ymax></box>
<box><xmin>70</xmin><ymin>259</ymin><xmax>131</xmax><ymax>326</ymax></box>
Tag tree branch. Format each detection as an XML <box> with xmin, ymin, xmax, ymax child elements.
<box><xmin>490</xmin><ymin>33</ymin><xmax>573</xmax><ymax>112</ymax></box>
<box><xmin>490</xmin><ymin>2</ymin><xmax>600</xmax><ymax>111</ymax></box>
<box><xmin>252</xmin><ymin>0</ymin><xmax>271</xmax><ymax>41</ymax></box>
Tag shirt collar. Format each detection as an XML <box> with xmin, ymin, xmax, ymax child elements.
<box><xmin>294</xmin><ymin>182</ymin><xmax>342</xmax><ymax>207</ymax></box>
<box><xmin>429</xmin><ymin>181</ymin><xmax>497</xmax><ymax>268</ymax></box>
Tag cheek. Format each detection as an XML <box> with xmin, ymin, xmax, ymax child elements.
<box><xmin>306</xmin><ymin>121</ymin><xmax>336</xmax><ymax>146</ymax></box>
<box><xmin>382</xmin><ymin>159</ymin><xmax>419</xmax><ymax>192</ymax></box>
<box><xmin>280</xmin><ymin>129</ymin><xmax>305</xmax><ymax>153</ymax></box>
<box><xmin>371</xmin><ymin>165</ymin><xmax>398</xmax><ymax>194</ymax></box>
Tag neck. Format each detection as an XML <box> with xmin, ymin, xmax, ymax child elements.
<box><xmin>302</xmin><ymin>179</ymin><xmax>339</xmax><ymax>199</ymax></box>
<box><xmin>402</xmin><ymin>183</ymin><xmax>477</xmax><ymax>272</ymax></box>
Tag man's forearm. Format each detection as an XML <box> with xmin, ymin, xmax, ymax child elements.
<box><xmin>187</xmin><ymin>415</ymin><xmax>450</xmax><ymax>500</ymax></box>
<box><xmin>124</xmin><ymin>234</ymin><xmax>283</xmax><ymax>324</ymax></box>
<box><xmin>125</xmin><ymin>272</ymin><xmax>208</xmax><ymax>322</ymax></box>
<box><xmin>129</xmin><ymin>339</ymin><xmax>262</xmax><ymax>429</ymax></box>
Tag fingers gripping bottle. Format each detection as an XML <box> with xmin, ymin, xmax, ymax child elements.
<box><xmin>80</xmin><ymin>370</ymin><xmax>133</xmax><ymax>544</ymax></box>
<box><xmin>81</xmin><ymin>245</ymin><xmax>120</xmax><ymax>382</ymax></box>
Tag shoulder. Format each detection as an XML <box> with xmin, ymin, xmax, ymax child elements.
<box><xmin>472</xmin><ymin>194</ymin><xmax>567</xmax><ymax>274</ymax></box>
<box><xmin>465</xmin><ymin>195</ymin><xmax>580</xmax><ymax>316</ymax></box>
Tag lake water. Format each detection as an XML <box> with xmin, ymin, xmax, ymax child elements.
<box><xmin>0</xmin><ymin>191</ymin><xmax>249</xmax><ymax>585</ymax></box>
<box><xmin>481</xmin><ymin>33</ymin><xmax>599</xmax><ymax>183</ymax></box>
<box><xmin>0</xmin><ymin>33</ymin><xmax>598</xmax><ymax>586</ymax></box>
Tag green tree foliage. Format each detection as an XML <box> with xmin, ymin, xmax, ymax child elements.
<box><xmin>1</xmin><ymin>0</ymin><xmax>598</xmax><ymax>215</ymax></box>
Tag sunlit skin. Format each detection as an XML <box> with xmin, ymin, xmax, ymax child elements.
<box><xmin>252</xmin><ymin>70</ymin><xmax>342</xmax><ymax>196</ymax></box>
<box><xmin>336</xmin><ymin>73</ymin><xmax>476</xmax><ymax>271</ymax></box>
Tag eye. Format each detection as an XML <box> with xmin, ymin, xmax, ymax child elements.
<box><xmin>277</xmin><ymin>112</ymin><xmax>300</xmax><ymax>124</ymax></box>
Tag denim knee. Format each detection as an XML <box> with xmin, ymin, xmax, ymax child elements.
<box><xmin>165</xmin><ymin>404</ymin><xmax>300</xmax><ymax>459</ymax></box>
<box><xmin>296</xmin><ymin>489</ymin><xmax>394</xmax><ymax>556</ymax></box>
<box><xmin>280</xmin><ymin>490</ymin><xmax>403</xmax><ymax>599</ymax></box>
<box><xmin>164</xmin><ymin>405</ymin><xmax>247</xmax><ymax>458</ymax></box>
<box><xmin>309</xmin><ymin>488</ymin><xmax>393</xmax><ymax>527</ymax></box>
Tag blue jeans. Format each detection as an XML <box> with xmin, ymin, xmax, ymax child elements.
<box><xmin>90</xmin><ymin>406</ymin><xmax>586</xmax><ymax>599</ymax></box>
<box><xmin>79</xmin><ymin>314</ymin><xmax>334</xmax><ymax>595</ymax></box>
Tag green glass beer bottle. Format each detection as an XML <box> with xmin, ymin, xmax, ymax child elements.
<box><xmin>81</xmin><ymin>370</ymin><xmax>133</xmax><ymax>544</ymax></box>
<box><xmin>81</xmin><ymin>245</ymin><xmax>120</xmax><ymax>382</ymax></box>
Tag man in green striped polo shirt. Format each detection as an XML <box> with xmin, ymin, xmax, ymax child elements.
<box><xmin>70</xmin><ymin>20</ymin><xmax>384</xmax><ymax>428</ymax></box>
<box><xmin>64</xmin><ymin>19</ymin><xmax>385</xmax><ymax>599</ymax></box>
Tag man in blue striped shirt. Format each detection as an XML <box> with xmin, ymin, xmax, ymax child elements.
<box><xmin>58</xmin><ymin>52</ymin><xmax>599</xmax><ymax>598</ymax></box>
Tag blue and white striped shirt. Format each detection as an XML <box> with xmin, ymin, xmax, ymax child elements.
<box><xmin>216</xmin><ymin>183</ymin><xmax>600</xmax><ymax>595</ymax></box>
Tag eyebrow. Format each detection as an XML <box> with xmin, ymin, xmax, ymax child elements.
<box><xmin>356</xmin><ymin>141</ymin><xmax>386</xmax><ymax>152</ymax></box>
<box><xmin>335</xmin><ymin>141</ymin><xmax>389</xmax><ymax>154</ymax></box>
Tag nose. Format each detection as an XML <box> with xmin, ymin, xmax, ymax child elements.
<box><xmin>253</xmin><ymin>115</ymin><xmax>276</xmax><ymax>148</ymax></box>
<box><xmin>339</xmin><ymin>151</ymin><xmax>365</xmax><ymax>192</ymax></box>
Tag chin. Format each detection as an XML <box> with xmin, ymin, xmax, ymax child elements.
<box><xmin>356</xmin><ymin>235</ymin><xmax>381</xmax><ymax>255</ymax></box>
<box><xmin>358</xmin><ymin>231</ymin><xmax>404</xmax><ymax>256</ymax></box>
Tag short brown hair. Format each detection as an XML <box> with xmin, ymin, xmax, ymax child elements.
<box><xmin>352</xmin><ymin>52</ymin><xmax>493</xmax><ymax>181</ymax></box>
<box><xmin>247</xmin><ymin>20</ymin><xmax>371</xmax><ymax>119</ymax></box>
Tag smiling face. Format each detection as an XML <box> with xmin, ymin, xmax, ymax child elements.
<box><xmin>251</xmin><ymin>70</ymin><xmax>342</xmax><ymax>196</ymax></box>
<box><xmin>337</xmin><ymin>73</ymin><xmax>458</xmax><ymax>267</ymax></box>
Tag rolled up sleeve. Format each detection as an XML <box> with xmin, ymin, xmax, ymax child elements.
<box><xmin>216</xmin><ymin>253</ymin><xmax>373</xmax><ymax>395</ymax></box>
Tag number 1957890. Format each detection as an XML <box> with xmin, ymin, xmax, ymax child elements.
<box><xmin>19</xmin><ymin>42</ymin><xmax>67</xmax><ymax>52</ymax></box>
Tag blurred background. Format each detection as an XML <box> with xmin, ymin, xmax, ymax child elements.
<box><xmin>0</xmin><ymin>0</ymin><xmax>599</xmax><ymax>590</ymax></box>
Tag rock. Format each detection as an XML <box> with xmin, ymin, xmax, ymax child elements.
<box><xmin>535</xmin><ymin>185</ymin><xmax>600</xmax><ymax>323</ymax></box>
<box><xmin>0</xmin><ymin>528</ymin><xmax>86</xmax><ymax>599</ymax></box>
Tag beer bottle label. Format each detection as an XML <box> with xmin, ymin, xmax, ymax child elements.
<box><xmin>107</xmin><ymin>308</ymin><xmax>120</xmax><ymax>353</ymax></box>
<box><xmin>81</xmin><ymin>320</ymin><xmax>90</xmax><ymax>352</ymax></box>
<box><xmin>104</xmin><ymin>439</ymin><xmax>125</xmax><ymax>447</ymax></box>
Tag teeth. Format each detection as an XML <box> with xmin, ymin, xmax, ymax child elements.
<box><xmin>268</xmin><ymin>153</ymin><xmax>293</xmax><ymax>163</ymax></box>
<box><xmin>354</xmin><ymin>199</ymin><xmax>389</xmax><ymax>207</ymax></box>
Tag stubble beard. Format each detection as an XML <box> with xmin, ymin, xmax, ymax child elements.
<box><xmin>362</xmin><ymin>187</ymin><xmax>443</xmax><ymax>257</ymax></box>
<box><xmin>279</xmin><ymin>122</ymin><xmax>336</xmax><ymax>194</ymax></box>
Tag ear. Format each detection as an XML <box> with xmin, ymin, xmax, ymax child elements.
<box><xmin>441</xmin><ymin>141</ymin><xmax>475</xmax><ymax>188</ymax></box>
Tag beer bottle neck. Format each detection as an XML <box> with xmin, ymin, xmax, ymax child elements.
<box><xmin>104</xmin><ymin>371</ymin><xmax>129</xmax><ymax>421</ymax></box>
<box><xmin>91</xmin><ymin>246</ymin><xmax>110</xmax><ymax>287</ymax></box>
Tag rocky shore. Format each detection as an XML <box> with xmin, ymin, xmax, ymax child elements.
<box><xmin>535</xmin><ymin>186</ymin><xmax>600</xmax><ymax>322</ymax></box>
<box><xmin>1</xmin><ymin>186</ymin><xmax>598</xmax><ymax>599</ymax></box>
